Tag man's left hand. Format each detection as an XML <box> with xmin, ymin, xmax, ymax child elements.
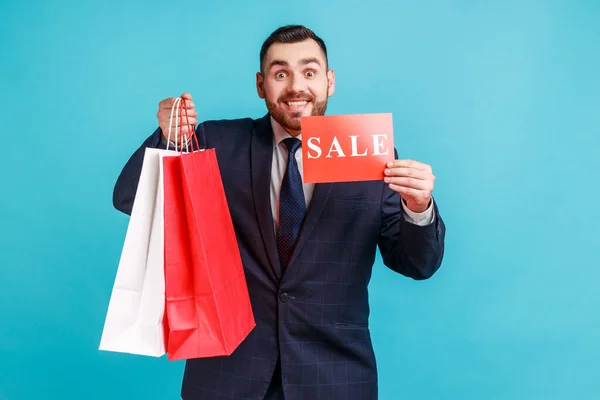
<box><xmin>384</xmin><ymin>160</ymin><xmax>435</xmax><ymax>213</ymax></box>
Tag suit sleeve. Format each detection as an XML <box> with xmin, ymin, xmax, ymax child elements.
<box><xmin>112</xmin><ymin>122</ymin><xmax>209</xmax><ymax>215</ymax></box>
<box><xmin>111</xmin><ymin>127</ymin><xmax>165</xmax><ymax>215</ymax></box>
<box><xmin>377</xmin><ymin>150</ymin><xmax>446</xmax><ymax>280</ymax></box>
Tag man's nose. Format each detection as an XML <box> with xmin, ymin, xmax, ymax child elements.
<box><xmin>288</xmin><ymin>73</ymin><xmax>306</xmax><ymax>93</ymax></box>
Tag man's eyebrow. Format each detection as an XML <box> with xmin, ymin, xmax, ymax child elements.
<box><xmin>268</xmin><ymin>59</ymin><xmax>289</xmax><ymax>69</ymax></box>
<box><xmin>299</xmin><ymin>57</ymin><xmax>321</xmax><ymax>66</ymax></box>
<box><xmin>268</xmin><ymin>57</ymin><xmax>322</xmax><ymax>69</ymax></box>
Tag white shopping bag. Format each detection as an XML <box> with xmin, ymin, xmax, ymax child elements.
<box><xmin>99</xmin><ymin>98</ymin><xmax>189</xmax><ymax>356</ymax></box>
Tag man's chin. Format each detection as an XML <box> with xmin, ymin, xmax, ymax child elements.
<box><xmin>282</xmin><ymin>117</ymin><xmax>302</xmax><ymax>132</ymax></box>
<box><xmin>288</xmin><ymin>107</ymin><xmax>312</xmax><ymax>118</ymax></box>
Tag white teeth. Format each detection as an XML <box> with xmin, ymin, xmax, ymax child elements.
<box><xmin>286</xmin><ymin>101</ymin><xmax>308</xmax><ymax>107</ymax></box>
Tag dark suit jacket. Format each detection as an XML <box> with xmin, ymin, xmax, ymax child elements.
<box><xmin>112</xmin><ymin>114</ymin><xmax>446</xmax><ymax>400</ymax></box>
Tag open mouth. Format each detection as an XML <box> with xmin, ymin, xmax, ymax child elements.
<box><xmin>283</xmin><ymin>100</ymin><xmax>311</xmax><ymax>109</ymax></box>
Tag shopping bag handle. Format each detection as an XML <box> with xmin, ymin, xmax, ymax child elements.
<box><xmin>180</xmin><ymin>98</ymin><xmax>201</xmax><ymax>153</ymax></box>
<box><xmin>166</xmin><ymin>97</ymin><xmax>182</xmax><ymax>151</ymax></box>
<box><xmin>165</xmin><ymin>97</ymin><xmax>202</xmax><ymax>152</ymax></box>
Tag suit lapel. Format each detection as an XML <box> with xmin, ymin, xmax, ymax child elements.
<box><xmin>283</xmin><ymin>182</ymin><xmax>333</xmax><ymax>277</ymax></box>
<box><xmin>250</xmin><ymin>114</ymin><xmax>281</xmax><ymax>278</ymax></box>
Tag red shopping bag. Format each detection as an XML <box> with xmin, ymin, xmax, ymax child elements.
<box><xmin>162</xmin><ymin>100</ymin><xmax>255</xmax><ymax>361</ymax></box>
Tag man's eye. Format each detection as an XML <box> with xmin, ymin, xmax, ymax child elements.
<box><xmin>306</xmin><ymin>71</ymin><xmax>315</xmax><ymax>77</ymax></box>
<box><xmin>275</xmin><ymin>72</ymin><xmax>287</xmax><ymax>79</ymax></box>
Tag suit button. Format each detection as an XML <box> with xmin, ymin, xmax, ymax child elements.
<box><xmin>279</xmin><ymin>293</ymin><xmax>288</xmax><ymax>302</ymax></box>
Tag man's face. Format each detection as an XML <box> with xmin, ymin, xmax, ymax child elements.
<box><xmin>256</xmin><ymin>39</ymin><xmax>335</xmax><ymax>135</ymax></box>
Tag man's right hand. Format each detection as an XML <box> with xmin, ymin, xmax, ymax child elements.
<box><xmin>157</xmin><ymin>92</ymin><xmax>198</xmax><ymax>145</ymax></box>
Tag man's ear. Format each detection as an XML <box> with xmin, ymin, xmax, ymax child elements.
<box><xmin>256</xmin><ymin>72</ymin><xmax>265</xmax><ymax>99</ymax></box>
<box><xmin>327</xmin><ymin>69</ymin><xmax>336</xmax><ymax>97</ymax></box>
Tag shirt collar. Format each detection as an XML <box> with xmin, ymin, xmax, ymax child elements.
<box><xmin>270</xmin><ymin>116</ymin><xmax>302</xmax><ymax>149</ymax></box>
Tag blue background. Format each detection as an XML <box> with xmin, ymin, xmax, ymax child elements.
<box><xmin>1</xmin><ymin>0</ymin><xmax>599</xmax><ymax>399</ymax></box>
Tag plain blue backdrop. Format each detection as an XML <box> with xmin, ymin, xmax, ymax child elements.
<box><xmin>1</xmin><ymin>0</ymin><xmax>599</xmax><ymax>399</ymax></box>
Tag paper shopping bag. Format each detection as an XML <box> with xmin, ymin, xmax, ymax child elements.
<box><xmin>99</xmin><ymin>147</ymin><xmax>178</xmax><ymax>357</ymax></box>
<box><xmin>163</xmin><ymin>148</ymin><xmax>255</xmax><ymax>361</ymax></box>
<box><xmin>99</xmin><ymin>97</ymin><xmax>186</xmax><ymax>357</ymax></box>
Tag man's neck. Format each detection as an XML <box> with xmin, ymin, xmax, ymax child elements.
<box><xmin>270</xmin><ymin>116</ymin><xmax>302</xmax><ymax>145</ymax></box>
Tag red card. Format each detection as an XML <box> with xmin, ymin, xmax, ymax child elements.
<box><xmin>300</xmin><ymin>113</ymin><xmax>395</xmax><ymax>183</ymax></box>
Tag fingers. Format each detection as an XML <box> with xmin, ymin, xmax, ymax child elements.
<box><xmin>171</xmin><ymin>117</ymin><xmax>199</xmax><ymax>127</ymax></box>
<box><xmin>386</xmin><ymin>159</ymin><xmax>431</xmax><ymax>171</ymax></box>
<box><xmin>158</xmin><ymin>109</ymin><xmax>198</xmax><ymax>124</ymax></box>
<box><xmin>388</xmin><ymin>184</ymin><xmax>421</xmax><ymax>198</ymax></box>
<box><xmin>388</xmin><ymin>184</ymin><xmax>432</xmax><ymax>205</ymax></box>
<box><xmin>161</xmin><ymin>109</ymin><xmax>198</xmax><ymax>119</ymax></box>
<box><xmin>158</xmin><ymin>97</ymin><xmax>195</xmax><ymax>110</ymax></box>
<box><xmin>384</xmin><ymin>167</ymin><xmax>429</xmax><ymax>180</ymax></box>
<box><xmin>165</xmin><ymin>123</ymin><xmax>196</xmax><ymax>134</ymax></box>
<box><xmin>163</xmin><ymin>110</ymin><xmax>198</xmax><ymax>121</ymax></box>
<box><xmin>166</xmin><ymin>115</ymin><xmax>198</xmax><ymax>127</ymax></box>
<box><xmin>181</xmin><ymin>92</ymin><xmax>193</xmax><ymax>101</ymax></box>
<box><xmin>384</xmin><ymin>177</ymin><xmax>432</xmax><ymax>190</ymax></box>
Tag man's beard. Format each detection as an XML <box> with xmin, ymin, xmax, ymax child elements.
<box><xmin>265</xmin><ymin>91</ymin><xmax>328</xmax><ymax>132</ymax></box>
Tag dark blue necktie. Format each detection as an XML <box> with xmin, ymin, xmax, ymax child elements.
<box><xmin>277</xmin><ymin>137</ymin><xmax>306</xmax><ymax>270</ymax></box>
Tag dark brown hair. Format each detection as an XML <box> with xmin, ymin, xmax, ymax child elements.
<box><xmin>259</xmin><ymin>25</ymin><xmax>328</xmax><ymax>73</ymax></box>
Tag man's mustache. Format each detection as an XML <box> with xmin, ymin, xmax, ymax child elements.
<box><xmin>279</xmin><ymin>94</ymin><xmax>313</xmax><ymax>102</ymax></box>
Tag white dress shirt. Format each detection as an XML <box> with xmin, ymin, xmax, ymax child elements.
<box><xmin>268</xmin><ymin>117</ymin><xmax>434</xmax><ymax>235</ymax></box>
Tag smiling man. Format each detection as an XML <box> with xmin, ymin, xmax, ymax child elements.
<box><xmin>113</xmin><ymin>25</ymin><xmax>446</xmax><ymax>400</ymax></box>
<box><xmin>257</xmin><ymin>34</ymin><xmax>333</xmax><ymax>134</ymax></box>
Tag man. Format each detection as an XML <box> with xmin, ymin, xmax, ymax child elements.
<box><xmin>113</xmin><ymin>25</ymin><xmax>445</xmax><ymax>400</ymax></box>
